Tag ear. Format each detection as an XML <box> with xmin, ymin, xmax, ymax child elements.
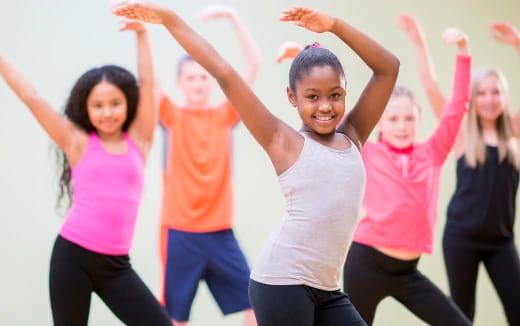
<box><xmin>286</xmin><ymin>86</ymin><xmax>297</xmax><ymax>107</ymax></box>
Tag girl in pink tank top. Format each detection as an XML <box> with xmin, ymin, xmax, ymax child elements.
<box><xmin>0</xmin><ymin>19</ymin><xmax>171</xmax><ymax>326</ymax></box>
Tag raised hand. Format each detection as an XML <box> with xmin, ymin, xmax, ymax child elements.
<box><xmin>441</xmin><ymin>28</ymin><xmax>469</xmax><ymax>55</ymax></box>
<box><xmin>118</xmin><ymin>18</ymin><xmax>145</xmax><ymax>32</ymax></box>
<box><xmin>397</xmin><ymin>13</ymin><xmax>425</xmax><ymax>45</ymax></box>
<box><xmin>280</xmin><ymin>7</ymin><xmax>334</xmax><ymax>33</ymax></box>
<box><xmin>276</xmin><ymin>41</ymin><xmax>302</xmax><ymax>63</ymax></box>
<box><xmin>490</xmin><ymin>21</ymin><xmax>520</xmax><ymax>48</ymax></box>
<box><xmin>196</xmin><ymin>4</ymin><xmax>236</xmax><ymax>21</ymax></box>
<box><xmin>112</xmin><ymin>1</ymin><xmax>167</xmax><ymax>25</ymax></box>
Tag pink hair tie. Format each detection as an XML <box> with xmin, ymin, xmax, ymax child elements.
<box><xmin>310</xmin><ymin>42</ymin><xmax>321</xmax><ymax>49</ymax></box>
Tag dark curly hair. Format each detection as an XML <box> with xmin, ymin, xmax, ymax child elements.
<box><xmin>288</xmin><ymin>43</ymin><xmax>346</xmax><ymax>92</ymax></box>
<box><xmin>56</xmin><ymin>65</ymin><xmax>139</xmax><ymax>209</ymax></box>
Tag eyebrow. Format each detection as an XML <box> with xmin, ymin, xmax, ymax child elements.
<box><xmin>304</xmin><ymin>86</ymin><xmax>344</xmax><ymax>92</ymax></box>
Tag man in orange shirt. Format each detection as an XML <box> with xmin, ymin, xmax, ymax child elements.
<box><xmin>158</xmin><ymin>5</ymin><xmax>261</xmax><ymax>326</ymax></box>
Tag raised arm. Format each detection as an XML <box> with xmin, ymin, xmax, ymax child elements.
<box><xmin>276</xmin><ymin>41</ymin><xmax>303</xmax><ymax>63</ymax></box>
<box><xmin>0</xmin><ymin>55</ymin><xmax>79</xmax><ymax>151</ymax></box>
<box><xmin>119</xmin><ymin>19</ymin><xmax>156</xmax><ymax>155</ymax></box>
<box><xmin>490</xmin><ymin>21</ymin><xmax>520</xmax><ymax>138</ymax></box>
<box><xmin>112</xmin><ymin>2</ymin><xmax>287</xmax><ymax>157</ymax></box>
<box><xmin>281</xmin><ymin>9</ymin><xmax>402</xmax><ymax>145</ymax></box>
<box><xmin>198</xmin><ymin>5</ymin><xmax>262</xmax><ymax>86</ymax></box>
<box><xmin>425</xmin><ymin>28</ymin><xmax>471</xmax><ymax>163</ymax></box>
<box><xmin>397</xmin><ymin>13</ymin><xmax>446</xmax><ymax>118</ymax></box>
<box><xmin>490</xmin><ymin>21</ymin><xmax>520</xmax><ymax>54</ymax></box>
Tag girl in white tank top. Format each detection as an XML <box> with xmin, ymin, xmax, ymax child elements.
<box><xmin>113</xmin><ymin>3</ymin><xmax>399</xmax><ymax>325</ymax></box>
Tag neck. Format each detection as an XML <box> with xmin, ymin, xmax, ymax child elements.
<box><xmin>380</xmin><ymin>134</ymin><xmax>414</xmax><ymax>154</ymax></box>
<box><xmin>185</xmin><ymin>98</ymin><xmax>210</xmax><ymax>108</ymax></box>
<box><xmin>96</xmin><ymin>130</ymin><xmax>124</xmax><ymax>142</ymax></box>
<box><xmin>300</xmin><ymin>125</ymin><xmax>336</xmax><ymax>140</ymax></box>
<box><xmin>480</xmin><ymin>118</ymin><xmax>497</xmax><ymax>132</ymax></box>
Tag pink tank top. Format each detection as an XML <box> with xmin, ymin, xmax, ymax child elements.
<box><xmin>60</xmin><ymin>132</ymin><xmax>144</xmax><ymax>255</ymax></box>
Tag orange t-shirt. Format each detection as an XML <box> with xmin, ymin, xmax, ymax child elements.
<box><xmin>159</xmin><ymin>96</ymin><xmax>239</xmax><ymax>232</ymax></box>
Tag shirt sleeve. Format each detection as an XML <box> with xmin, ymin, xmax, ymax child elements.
<box><xmin>423</xmin><ymin>54</ymin><xmax>471</xmax><ymax>166</ymax></box>
<box><xmin>159</xmin><ymin>94</ymin><xmax>177</xmax><ymax>128</ymax></box>
<box><xmin>219</xmin><ymin>100</ymin><xmax>240</xmax><ymax>127</ymax></box>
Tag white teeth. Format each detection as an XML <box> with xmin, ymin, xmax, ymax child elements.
<box><xmin>315</xmin><ymin>116</ymin><xmax>332</xmax><ymax>121</ymax></box>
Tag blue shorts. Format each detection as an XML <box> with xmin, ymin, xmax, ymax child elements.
<box><xmin>164</xmin><ymin>228</ymin><xmax>252</xmax><ymax>322</ymax></box>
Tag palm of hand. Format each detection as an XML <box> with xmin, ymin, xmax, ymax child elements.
<box><xmin>397</xmin><ymin>15</ymin><xmax>421</xmax><ymax>43</ymax></box>
<box><xmin>113</xmin><ymin>4</ymin><xmax>163</xmax><ymax>24</ymax></box>
<box><xmin>281</xmin><ymin>8</ymin><xmax>333</xmax><ymax>33</ymax></box>
<box><xmin>490</xmin><ymin>23</ymin><xmax>520</xmax><ymax>45</ymax></box>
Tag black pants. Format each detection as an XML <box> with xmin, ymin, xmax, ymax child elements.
<box><xmin>343</xmin><ymin>242</ymin><xmax>470</xmax><ymax>326</ymax></box>
<box><xmin>249</xmin><ymin>279</ymin><xmax>366</xmax><ymax>326</ymax></box>
<box><xmin>49</xmin><ymin>236</ymin><xmax>171</xmax><ymax>326</ymax></box>
<box><xmin>443</xmin><ymin>232</ymin><xmax>520</xmax><ymax>325</ymax></box>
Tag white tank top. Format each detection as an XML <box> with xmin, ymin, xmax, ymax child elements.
<box><xmin>251</xmin><ymin>132</ymin><xmax>366</xmax><ymax>291</ymax></box>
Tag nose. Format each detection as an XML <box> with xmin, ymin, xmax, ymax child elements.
<box><xmin>397</xmin><ymin>120</ymin><xmax>407</xmax><ymax>130</ymax></box>
<box><xmin>102</xmin><ymin>107</ymin><xmax>112</xmax><ymax>117</ymax></box>
<box><xmin>318</xmin><ymin>100</ymin><xmax>332</xmax><ymax>112</ymax></box>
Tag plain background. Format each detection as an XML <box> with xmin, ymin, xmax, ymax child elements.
<box><xmin>1</xmin><ymin>0</ymin><xmax>519</xmax><ymax>325</ymax></box>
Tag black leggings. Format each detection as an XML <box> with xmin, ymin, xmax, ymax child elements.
<box><xmin>249</xmin><ymin>279</ymin><xmax>366</xmax><ymax>326</ymax></box>
<box><xmin>49</xmin><ymin>236</ymin><xmax>171</xmax><ymax>326</ymax></box>
<box><xmin>343</xmin><ymin>242</ymin><xmax>470</xmax><ymax>326</ymax></box>
<box><xmin>443</xmin><ymin>232</ymin><xmax>520</xmax><ymax>325</ymax></box>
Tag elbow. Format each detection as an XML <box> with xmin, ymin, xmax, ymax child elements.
<box><xmin>389</xmin><ymin>56</ymin><xmax>400</xmax><ymax>78</ymax></box>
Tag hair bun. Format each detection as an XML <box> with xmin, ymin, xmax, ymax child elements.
<box><xmin>304</xmin><ymin>42</ymin><xmax>321</xmax><ymax>50</ymax></box>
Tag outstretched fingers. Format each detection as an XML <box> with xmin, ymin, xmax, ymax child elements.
<box><xmin>489</xmin><ymin>21</ymin><xmax>520</xmax><ymax>45</ymax></box>
<box><xmin>112</xmin><ymin>2</ymin><xmax>164</xmax><ymax>24</ymax></box>
<box><xmin>280</xmin><ymin>7</ymin><xmax>333</xmax><ymax>33</ymax></box>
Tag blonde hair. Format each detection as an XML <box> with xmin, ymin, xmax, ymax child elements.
<box><xmin>464</xmin><ymin>66</ymin><xmax>520</xmax><ymax>169</ymax></box>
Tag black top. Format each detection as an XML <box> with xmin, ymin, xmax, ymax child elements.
<box><xmin>446</xmin><ymin>146</ymin><xmax>519</xmax><ymax>239</ymax></box>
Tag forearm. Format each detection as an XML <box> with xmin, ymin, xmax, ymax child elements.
<box><xmin>330</xmin><ymin>18</ymin><xmax>399</xmax><ymax>77</ymax></box>
<box><xmin>0</xmin><ymin>55</ymin><xmax>42</xmax><ymax>107</ymax></box>
<box><xmin>427</xmin><ymin>54</ymin><xmax>471</xmax><ymax>163</ymax></box>
<box><xmin>413</xmin><ymin>42</ymin><xmax>446</xmax><ymax>118</ymax></box>
<box><xmin>136</xmin><ymin>29</ymin><xmax>154</xmax><ymax>86</ymax></box>
<box><xmin>228</xmin><ymin>12</ymin><xmax>261</xmax><ymax>84</ymax></box>
<box><xmin>131</xmin><ymin>27</ymin><xmax>158</xmax><ymax>145</ymax></box>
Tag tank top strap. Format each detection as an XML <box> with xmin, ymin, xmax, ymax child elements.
<box><xmin>88</xmin><ymin>132</ymin><xmax>102</xmax><ymax>150</ymax></box>
<box><xmin>123</xmin><ymin>132</ymin><xmax>144</xmax><ymax>161</ymax></box>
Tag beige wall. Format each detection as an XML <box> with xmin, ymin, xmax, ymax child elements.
<box><xmin>0</xmin><ymin>0</ymin><xmax>519</xmax><ymax>325</ymax></box>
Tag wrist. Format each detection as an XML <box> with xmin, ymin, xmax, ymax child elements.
<box><xmin>161</xmin><ymin>8</ymin><xmax>177</xmax><ymax>26</ymax></box>
<box><xmin>329</xmin><ymin>16</ymin><xmax>341</xmax><ymax>34</ymax></box>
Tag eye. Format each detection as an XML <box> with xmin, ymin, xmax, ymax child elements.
<box><xmin>330</xmin><ymin>93</ymin><xmax>341</xmax><ymax>99</ymax></box>
<box><xmin>306</xmin><ymin>94</ymin><xmax>318</xmax><ymax>100</ymax></box>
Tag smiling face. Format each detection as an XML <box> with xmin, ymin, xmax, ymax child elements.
<box><xmin>86</xmin><ymin>80</ymin><xmax>128</xmax><ymax>137</ymax></box>
<box><xmin>474</xmin><ymin>73</ymin><xmax>506</xmax><ymax>123</ymax></box>
<box><xmin>176</xmin><ymin>60</ymin><xmax>213</xmax><ymax>107</ymax></box>
<box><xmin>288</xmin><ymin>65</ymin><xmax>346</xmax><ymax>136</ymax></box>
<box><xmin>378</xmin><ymin>95</ymin><xmax>420</xmax><ymax>148</ymax></box>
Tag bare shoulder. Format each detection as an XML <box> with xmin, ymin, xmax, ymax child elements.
<box><xmin>339</xmin><ymin>122</ymin><xmax>362</xmax><ymax>151</ymax></box>
<box><xmin>65</xmin><ymin>128</ymin><xmax>90</xmax><ymax>167</ymax></box>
